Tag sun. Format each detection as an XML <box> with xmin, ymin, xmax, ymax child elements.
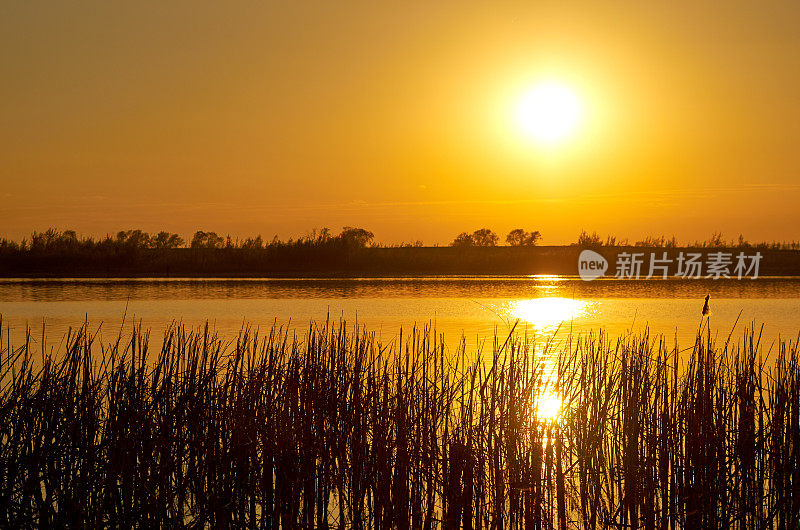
<box><xmin>516</xmin><ymin>82</ymin><xmax>582</xmax><ymax>145</ymax></box>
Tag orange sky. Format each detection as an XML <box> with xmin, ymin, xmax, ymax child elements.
<box><xmin>2</xmin><ymin>1</ymin><xmax>799</xmax><ymax>245</ymax></box>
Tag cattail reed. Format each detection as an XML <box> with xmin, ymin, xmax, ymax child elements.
<box><xmin>0</xmin><ymin>316</ymin><xmax>799</xmax><ymax>528</ymax></box>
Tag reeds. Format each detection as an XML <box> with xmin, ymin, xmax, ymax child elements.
<box><xmin>1</xmin><ymin>317</ymin><xmax>799</xmax><ymax>528</ymax></box>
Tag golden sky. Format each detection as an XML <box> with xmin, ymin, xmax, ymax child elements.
<box><xmin>2</xmin><ymin>1</ymin><xmax>799</xmax><ymax>244</ymax></box>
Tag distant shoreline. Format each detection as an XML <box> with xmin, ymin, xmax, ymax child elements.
<box><xmin>3</xmin><ymin>246</ymin><xmax>800</xmax><ymax>278</ymax></box>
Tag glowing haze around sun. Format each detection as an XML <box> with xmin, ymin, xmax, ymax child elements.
<box><xmin>516</xmin><ymin>82</ymin><xmax>582</xmax><ymax>146</ymax></box>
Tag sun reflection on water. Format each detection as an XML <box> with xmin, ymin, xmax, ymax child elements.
<box><xmin>535</xmin><ymin>389</ymin><xmax>563</xmax><ymax>422</ymax></box>
<box><xmin>503</xmin><ymin>297</ymin><xmax>587</xmax><ymax>423</ymax></box>
<box><xmin>507</xmin><ymin>297</ymin><xmax>589</xmax><ymax>332</ymax></box>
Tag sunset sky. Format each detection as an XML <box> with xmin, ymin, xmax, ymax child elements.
<box><xmin>2</xmin><ymin>1</ymin><xmax>799</xmax><ymax>244</ymax></box>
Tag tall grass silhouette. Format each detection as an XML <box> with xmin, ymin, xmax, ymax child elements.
<box><xmin>1</xmin><ymin>317</ymin><xmax>798</xmax><ymax>527</ymax></box>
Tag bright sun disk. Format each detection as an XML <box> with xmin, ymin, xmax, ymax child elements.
<box><xmin>516</xmin><ymin>82</ymin><xmax>582</xmax><ymax>145</ymax></box>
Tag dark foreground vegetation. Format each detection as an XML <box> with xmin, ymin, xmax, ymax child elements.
<box><xmin>3</xmin><ymin>228</ymin><xmax>800</xmax><ymax>276</ymax></box>
<box><xmin>1</xmin><ymin>318</ymin><xmax>800</xmax><ymax>527</ymax></box>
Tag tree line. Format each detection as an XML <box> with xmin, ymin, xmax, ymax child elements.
<box><xmin>0</xmin><ymin>227</ymin><xmax>378</xmax><ymax>254</ymax></box>
<box><xmin>575</xmin><ymin>230</ymin><xmax>800</xmax><ymax>250</ymax></box>
<box><xmin>450</xmin><ymin>228</ymin><xmax>542</xmax><ymax>247</ymax></box>
<box><xmin>0</xmin><ymin>227</ymin><xmax>546</xmax><ymax>254</ymax></box>
<box><xmin>2</xmin><ymin>227</ymin><xmax>798</xmax><ymax>254</ymax></box>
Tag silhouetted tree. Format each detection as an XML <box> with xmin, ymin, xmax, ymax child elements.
<box><xmin>29</xmin><ymin>229</ymin><xmax>85</xmax><ymax>252</ymax></box>
<box><xmin>506</xmin><ymin>229</ymin><xmax>542</xmax><ymax>246</ymax></box>
<box><xmin>296</xmin><ymin>228</ymin><xmax>333</xmax><ymax>246</ymax></box>
<box><xmin>339</xmin><ymin>227</ymin><xmax>374</xmax><ymax>248</ymax></box>
<box><xmin>62</xmin><ymin>230</ymin><xmax>78</xmax><ymax>244</ymax></box>
<box><xmin>241</xmin><ymin>235</ymin><xmax>264</xmax><ymax>250</ymax></box>
<box><xmin>471</xmin><ymin>228</ymin><xmax>498</xmax><ymax>247</ymax></box>
<box><xmin>397</xmin><ymin>240</ymin><xmax>423</xmax><ymax>248</ymax></box>
<box><xmin>450</xmin><ymin>232</ymin><xmax>475</xmax><ymax>247</ymax></box>
<box><xmin>576</xmin><ymin>230</ymin><xmax>603</xmax><ymax>247</ymax></box>
<box><xmin>116</xmin><ymin>230</ymin><xmax>152</xmax><ymax>249</ymax></box>
<box><xmin>153</xmin><ymin>231</ymin><xmax>185</xmax><ymax>249</ymax></box>
<box><xmin>450</xmin><ymin>229</ymin><xmax>499</xmax><ymax>247</ymax></box>
<box><xmin>190</xmin><ymin>231</ymin><xmax>225</xmax><ymax>249</ymax></box>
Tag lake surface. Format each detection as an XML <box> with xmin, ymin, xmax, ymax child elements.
<box><xmin>1</xmin><ymin>276</ymin><xmax>799</xmax><ymax>353</ymax></box>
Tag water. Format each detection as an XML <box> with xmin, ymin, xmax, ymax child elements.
<box><xmin>1</xmin><ymin>276</ymin><xmax>799</xmax><ymax>352</ymax></box>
